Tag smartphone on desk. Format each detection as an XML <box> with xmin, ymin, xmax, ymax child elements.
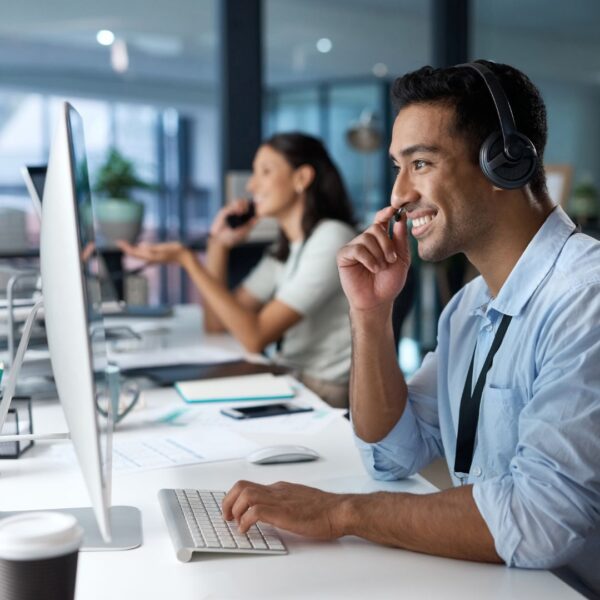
<box><xmin>220</xmin><ymin>402</ymin><xmax>314</xmax><ymax>420</ymax></box>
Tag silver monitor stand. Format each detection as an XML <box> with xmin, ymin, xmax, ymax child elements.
<box><xmin>0</xmin><ymin>299</ymin><xmax>142</xmax><ymax>551</ymax></box>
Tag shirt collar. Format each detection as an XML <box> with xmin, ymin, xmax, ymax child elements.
<box><xmin>486</xmin><ymin>206</ymin><xmax>576</xmax><ymax>318</ymax></box>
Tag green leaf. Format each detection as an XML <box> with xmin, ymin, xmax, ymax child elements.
<box><xmin>92</xmin><ymin>148</ymin><xmax>153</xmax><ymax>200</ymax></box>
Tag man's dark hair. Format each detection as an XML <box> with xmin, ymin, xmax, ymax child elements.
<box><xmin>391</xmin><ymin>60</ymin><xmax>548</xmax><ymax>198</ymax></box>
<box><xmin>264</xmin><ymin>132</ymin><xmax>356</xmax><ymax>262</ymax></box>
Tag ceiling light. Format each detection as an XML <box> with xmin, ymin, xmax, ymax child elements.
<box><xmin>316</xmin><ymin>38</ymin><xmax>332</xmax><ymax>54</ymax></box>
<box><xmin>372</xmin><ymin>63</ymin><xmax>388</xmax><ymax>77</ymax></box>
<box><xmin>96</xmin><ymin>30</ymin><xmax>115</xmax><ymax>46</ymax></box>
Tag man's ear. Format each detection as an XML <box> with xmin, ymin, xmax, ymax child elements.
<box><xmin>294</xmin><ymin>164</ymin><xmax>316</xmax><ymax>193</ymax></box>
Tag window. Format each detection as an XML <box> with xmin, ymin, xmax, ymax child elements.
<box><xmin>265</xmin><ymin>1</ymin><xmax>433</xmax><ymax>223</ymax></box>
<box><xmin>473</xmin><ymin>0</ymin><xmax>600</xmax><ymax>222</ymax></box>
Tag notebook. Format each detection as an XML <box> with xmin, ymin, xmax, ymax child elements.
<box><xmin>175</xmin><ymin>373</ymin><xmax>295</xmax><ymax>404</ymax></box>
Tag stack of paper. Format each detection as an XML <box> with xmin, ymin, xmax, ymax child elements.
<box><xmin>175</xmin><ymin>373</ymin><xmax>295</xmax><ymax>403</ymax></box>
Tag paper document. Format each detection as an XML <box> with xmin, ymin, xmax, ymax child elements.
<box><xmin>175</xmin><ymin>373</ymin><xmax>295</xmax><ymax>403</ymax></box>
<box><xmin>111</xmin><ymin>429</ymin><xmax>258</xmax><ymax>472</ymax></box>
<box><xmin>46</xmin><ymin>427</ymin><xmax>259</xmax><ymax>473</ymax></box>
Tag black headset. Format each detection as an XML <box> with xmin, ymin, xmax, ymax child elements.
<box><xmin>457</xmin><ymin>62</ymin><xmax>538</xmax><ymax>189</ymax></box>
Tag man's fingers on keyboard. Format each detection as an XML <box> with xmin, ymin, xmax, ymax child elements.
<box><xmin>223</xmin><ymin>480</ymin><xmax>268</xmax><ymax>521</ymax></box>
<box><xmin>238</xmin><ymin>504</ymin><xmax>277</xmax><ymax>533</ymax></box>
<box><xmin>230</xmin><ymin>485</ymin><xmax>273</xmax><ymax>523</ymax></box>
<box><xmin>236</xmin><ymin>505</ymin><xmax>258</xmax><ymax>533</ymax></box>
<box><xmin>222</xmin><ymin>480</ymin><xmax>252</xmax><ymax>519</ymax></box>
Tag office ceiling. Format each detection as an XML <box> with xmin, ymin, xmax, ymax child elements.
<box><xmin>0</xmin><ymin>0</ymin><xmax>599</xmax><ymax>105</ymax></box>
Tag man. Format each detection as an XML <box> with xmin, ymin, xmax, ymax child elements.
<box><xmin>223</xmin><ymin>61</ymin><xmax>600</xmax><ymax>592</ymax></box>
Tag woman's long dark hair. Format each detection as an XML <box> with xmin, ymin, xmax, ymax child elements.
<box><xmin>263</xmin><ymin>132</ymin><xmax>356</xmax><ymax>262</ymax></box>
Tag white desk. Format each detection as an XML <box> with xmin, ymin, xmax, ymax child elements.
<box><xmin>0</xmin><ymin>307</ymin><xmax>582</xmax><ymax>599</ymax></box>
<box><xmin>0</xmin><ymin>395</ymin><xmax>581</xmax><ymax>600</ymax></box>
<box><xmin>103</xmin><ymin>304</ymin><xmax>245</xmax><ymax>369</ymax></box>
<box><xmin>0</xmin><ymin>304</ymin><xmax>245</xmax><ymax>383</ymax></box>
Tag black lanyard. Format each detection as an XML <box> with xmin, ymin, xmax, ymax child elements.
<box><xmin>454</xmin><ymin>313</ymin><xmax>512</xmax><ymax>480</ymax></box>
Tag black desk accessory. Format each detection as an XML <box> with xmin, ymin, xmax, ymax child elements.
<box><xmin>0</xmin><ymin>396</ymin><xmax>33</xmax><ymax>458</ymax></box>
<box><xmin>121</xmin><ymin>360</ymin><xmax>289</xmax><ymax>387</ymax></box>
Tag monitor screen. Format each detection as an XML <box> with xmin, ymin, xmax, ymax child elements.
<box><xmin>68</xmin><ymin>103</ymin><xmax>114</xmax><ymax>494</ymax></box>
<box><xmin>36</xmin><ymin>101</ymin><xmax>141</xmax><ymax>549</ymax></box>
<box><xmin>40</xmin><ymin>102</ymin><xmax>113</xmax><ymax>541</ymax></box>
<box><xmin>24</xmin><ymin>156</ymin><xmax>122</xmax><ymax>303</ymax></box>
<box><xmin>69</xmin><ymin>108</ymin><xmax>104</xmax><ymax>318</ymax></box>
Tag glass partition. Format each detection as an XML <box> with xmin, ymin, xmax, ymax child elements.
<box><xmin>0</xmin><ymin>0</ymin><xmax>219</xmax><ymax>304</ymax></box>
<box><xmin>473</xmin><ymin>0</ymin><xmax>600</xmax><ymax>230</ymax></box>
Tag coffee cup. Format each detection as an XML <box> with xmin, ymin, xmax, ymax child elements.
<box><xmin>0</xmin><ymin>512</ymin><xmax>84</xmax><ymax>600</ymax></box>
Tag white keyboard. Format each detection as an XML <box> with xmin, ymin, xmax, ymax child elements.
<box><xmin>158</xmin><ymin>489</ymin><xmax>287</xmax><ymax>562</ymax></box>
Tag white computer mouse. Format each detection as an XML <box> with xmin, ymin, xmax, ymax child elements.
<box><xmin>246</xmin><ymin>444</ymin><xmax>320</xmax><ymax>465</ymax></box>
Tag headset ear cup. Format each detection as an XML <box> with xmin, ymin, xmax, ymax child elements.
<box><xmin>479</xmin><ymin>131</ymin><xmax>538</xmax><ymax>189</ymax></box>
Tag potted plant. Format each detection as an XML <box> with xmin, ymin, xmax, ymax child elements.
<box><xmin>569</xmin><ymin>179</ymin><xmax>599</xmax><ymax>227</ymax></box>
<box><xmin>91</xmin><ymin>148</ymin><xmax>150</xmax><ymax>246</ymax></box>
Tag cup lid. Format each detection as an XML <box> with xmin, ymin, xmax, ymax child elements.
<box><xmin>0</xmin><ymin>512</ymin><xmax>83</xmax><ymax>561</ymax></box>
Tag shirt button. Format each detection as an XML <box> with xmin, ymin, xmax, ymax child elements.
<box><xmin>472</xmin><ymin>466</ymin><xmax>482</xmax><ymax>477</ymax></box>
<box><xmin>485</xmin><ymin>324</ymin><xmax>493</xmax><ymax>332</ymax></box>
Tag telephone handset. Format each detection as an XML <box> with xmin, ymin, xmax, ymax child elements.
<box><xmin>226</xmin><ymin>201</ymin><xmax>255</xmax><ymax>229</ymax></box>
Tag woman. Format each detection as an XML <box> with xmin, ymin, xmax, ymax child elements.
<box><xmin>119</xmin><ymin>133</ymin><xmax>356</xmax><ymax>407</ymax></box>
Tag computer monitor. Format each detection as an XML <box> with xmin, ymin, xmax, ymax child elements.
<box><xmin>21</xmin><ymin>161</ymin><xmax>123</xmax><ymax>304</ymax></box>
<box><xmin>21</xmin><ymin>159</ymin><xmax>171</xmax><ymax>318</ymax></box>
<box><xmin>39</xmin><ymin>101</ymin><xmax>141</xmax><ymax>549</ymax></box>
<box><xmin>20</xmin><ymin>164</ymin><xmax>46</xmax><ymax>219</ymax></box>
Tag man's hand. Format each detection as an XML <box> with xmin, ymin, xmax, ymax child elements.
<box><xmin>337</xmin><ymin>206</ymin><xmax>410</xmax><ymax>313</ymax></box>
<box><xmin>209</xmin><ymin>199</ymin><xmax>257</xmax><ymax>249</ymax></box>
<box><xmin>223</xmin><ymin>481</ymin><xmax>501</xmax><ymax>564</ymax></box>
<box><xmin>222</xmin><ymin>480</ymin><xmax>348</xmax><ymax>539</ymax></box>
<box><xmin>116</xmin><ymin>240</ymin><xmax>190</xmax><ymax>265</ymax></box>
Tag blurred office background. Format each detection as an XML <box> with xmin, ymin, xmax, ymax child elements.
<box><xmin>1</xmin><ymin>0</ymin><xmax>600</xmax><ymax>367</ymax></box>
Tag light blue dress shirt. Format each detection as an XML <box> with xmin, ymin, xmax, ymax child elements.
<box><xmin>354</xmin><ymin>207</ymin><xmax>600</xmax><ymax>587</ymax></box>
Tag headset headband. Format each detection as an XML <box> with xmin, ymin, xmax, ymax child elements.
<box><xmin>456</xmin><ymin>62</ymin><xmax>522</xmax><ymax>160</ymax></box>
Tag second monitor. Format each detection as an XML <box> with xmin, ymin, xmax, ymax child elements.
<box><xmin>39</xmin><ymin>100</ymin><xmax>141</xmax><ymax>550</ymax></box>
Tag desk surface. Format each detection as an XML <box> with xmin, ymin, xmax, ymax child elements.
<box><xmin>0</xmin><ymin>307</ymin><xmax>582</xmax><ymax>599</ymax></box>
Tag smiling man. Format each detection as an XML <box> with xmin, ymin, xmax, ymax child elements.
<box><xmin>223</xmin><ymin>61</ymin><xmax>600</xmax><ymax>593</ymax></box>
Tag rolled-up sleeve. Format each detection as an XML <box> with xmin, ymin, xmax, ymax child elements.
<box><xmin>473</xmin><ymin>289</ymin><xmax>600</xmax><ymax>569</ymax></box>
<box><xmin>276</xmin><ymin>222</ymin><xmax>353</xmax><ymax>316</ymax></box>
<box><xmin>354</xmin><ymin>351</ymin><xmax>444</xmax><ymax>480</ymax></box>
<box><xmin>240</xmin><ymin>253</ymin><xmax>278</xmax><ymax>304</ymax></box>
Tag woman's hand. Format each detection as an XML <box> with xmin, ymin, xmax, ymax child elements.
<box><xmin>116</xmin><ymin>240</ymin><xmax>191</xmax><ymax>266</ymax></box>
<box><xmin>337</xmin><ymin>206</ymin><xmax>410</xmax><ymax>314</ymax></box>
<box><xmin>209</xmin><ymin>198</ymin><xmax>257</xmax><ymax>249</ymax></box>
